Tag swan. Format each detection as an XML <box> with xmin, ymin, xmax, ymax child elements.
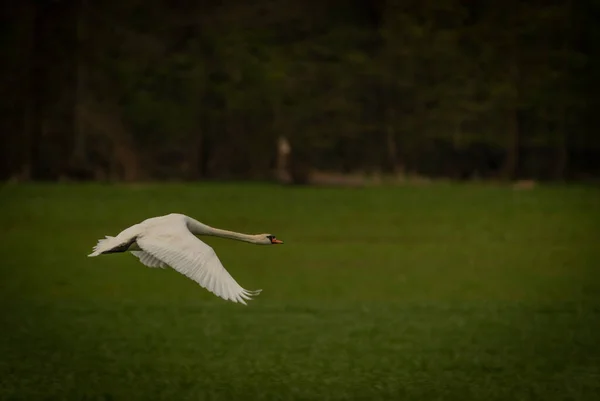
<box><xmin>87</xmin><ymin>213</ymin><xmax>283</xmax><ymax>304</ymax></box>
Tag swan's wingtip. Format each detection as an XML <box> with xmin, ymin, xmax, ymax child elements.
<box><xmin>232</xmin><ymin>289</ymin><xmax>263</xmax><ymax>305</ymax></box>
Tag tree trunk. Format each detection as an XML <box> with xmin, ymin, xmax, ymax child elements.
<box><xmin>276</xmin><ymin>136</ymin><xmax>291</xmax><ymax>183</ymax></box>
<box><xmin>383</xmin><ymin>84</ymin><xmax>400</xmax><ymax>175</ymax></box>
<box><xmin>26</xmin><ymin>0</ymin><xmax>79</xmax><ymax>180</ymax></box>
<box><xmin>29</xmin><ymin>0</ymin><xmax>46</xmax><ymax>180</ymax></box>
<box><xmin>0</xmin><ymin>0</ymin><xmax>36</xmax><ymax>180</ymax></box>
<box><xmin>184</xmin><ymin>130</ymin><xmax>204</xmax><ymax>180</ymax></box>
<box><xmin>554</xmin><ymin>0</ymin><xmax>572</xmax><ymax>181</ymax></box>
<box><xmin>385</xmin><ymin>125</ymin><xmax>399</xmax><ymax>174</ymax></box>
<box><xmin>554</xmin><ymin>107</ymin><xmax>569</xmax><ymax>181</ymax></box>
<box><xmin>501</xmin><ymin>43</ymin><xmax>521</xmax><ymax>181</ymax></box>
<box><xmin>78</xmin><ymin>101</ymin><xmax>142</xmax><ymax>182</ymax></box>
<box><xmin>502</xmin><ymin>107</ymin><xmax>520</xmax><ymax>180</ymax></box>
<box><xmin>72</xmin><ymin>0</ymin><xmax>87</xmax><ymax>168</ymax></box>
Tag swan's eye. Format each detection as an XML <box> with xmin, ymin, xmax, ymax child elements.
<box><xmin>267</xmin><ymin>235</ymin><xmax>283</xmax><ymax>244</ymax></box>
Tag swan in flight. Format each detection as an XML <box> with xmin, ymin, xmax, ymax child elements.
<box><xmin>87</xmin><ymin>213</ymin><xmax>283</xmax><ymax>304</ymax></box>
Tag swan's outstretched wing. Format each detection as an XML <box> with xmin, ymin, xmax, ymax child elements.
<box><xmin>136</xmin><ymin>226</ymin><xmax>261</xmax><ymax>304</ymax></box>
<box><xmin>130</xmin><ymin>251</ymin><xmax>167</xmax><ymax>268</ymax></box>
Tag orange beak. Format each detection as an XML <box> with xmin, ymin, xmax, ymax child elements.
<box><xmin>271</xmin><ymin>238</ymin><xmax>284</xmax><ymax>244</ymax></box>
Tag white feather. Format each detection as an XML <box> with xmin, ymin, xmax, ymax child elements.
<box><xmin>86</xmin><ymin>213</ymin><xmax>280</xmax><ymax>305</ymax></box>
<box><xmin>136</xmin><ymin>227</ymin><xmax>261</xmax><ymax>304</ymax></box>
<box><xmin>130</xmin><ymin>251</ymin><xmax>167</xmax><ymax>268</ymax></box>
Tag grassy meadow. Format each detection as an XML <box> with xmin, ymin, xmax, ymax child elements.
<box><xmin>1</xmin><ymin>182</ymin><xmax>599</xmax><ymax>400</ymax></box>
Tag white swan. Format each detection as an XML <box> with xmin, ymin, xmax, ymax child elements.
<box><xmin>87</xmin><ymin>213</ymin><xmax>283</xmax><ymax>304</ymax></box>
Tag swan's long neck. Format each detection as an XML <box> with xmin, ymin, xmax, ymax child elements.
<box><xmin>185</xmin><ymin>217</ymin><xmax>259</xmax><ymax>244</ymax></box>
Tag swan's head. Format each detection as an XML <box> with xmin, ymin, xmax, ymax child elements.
<box><xmin>256</xmin><ymin>234</ymin><xmax>284</xmax><ymax>245</ymax></box>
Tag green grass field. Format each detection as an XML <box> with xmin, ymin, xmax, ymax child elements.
<box><xmin>1</xmin><ymin>182</ymin><xmax>599</xmax><ymax>400</ymax></box>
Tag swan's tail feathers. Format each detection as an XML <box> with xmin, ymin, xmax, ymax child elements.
<box><xmin>88</xmin><ymin>235</ymin><xmax>135</xmax><ymax>257</ymax></box>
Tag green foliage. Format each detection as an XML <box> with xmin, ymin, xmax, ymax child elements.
<box><xmin>1</xmin><ymin>183</ymin><xmax>599</xmax><ymax>400</ymax></box>
<box><xmin>4</xmin><ymin>0</ymin><xmax>593</xmax><ymax>181</ymax></box>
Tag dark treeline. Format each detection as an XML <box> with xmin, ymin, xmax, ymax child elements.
<box><xmin>1</xmin><ymin>0</ymin><xmax>598</xmax><ymax>183</ymax></box>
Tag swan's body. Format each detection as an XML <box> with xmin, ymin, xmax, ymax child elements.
<box><xmin>87</xmin><ymin>213</ymin><xmax>283</xmax><ymax>304</ymax></box>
